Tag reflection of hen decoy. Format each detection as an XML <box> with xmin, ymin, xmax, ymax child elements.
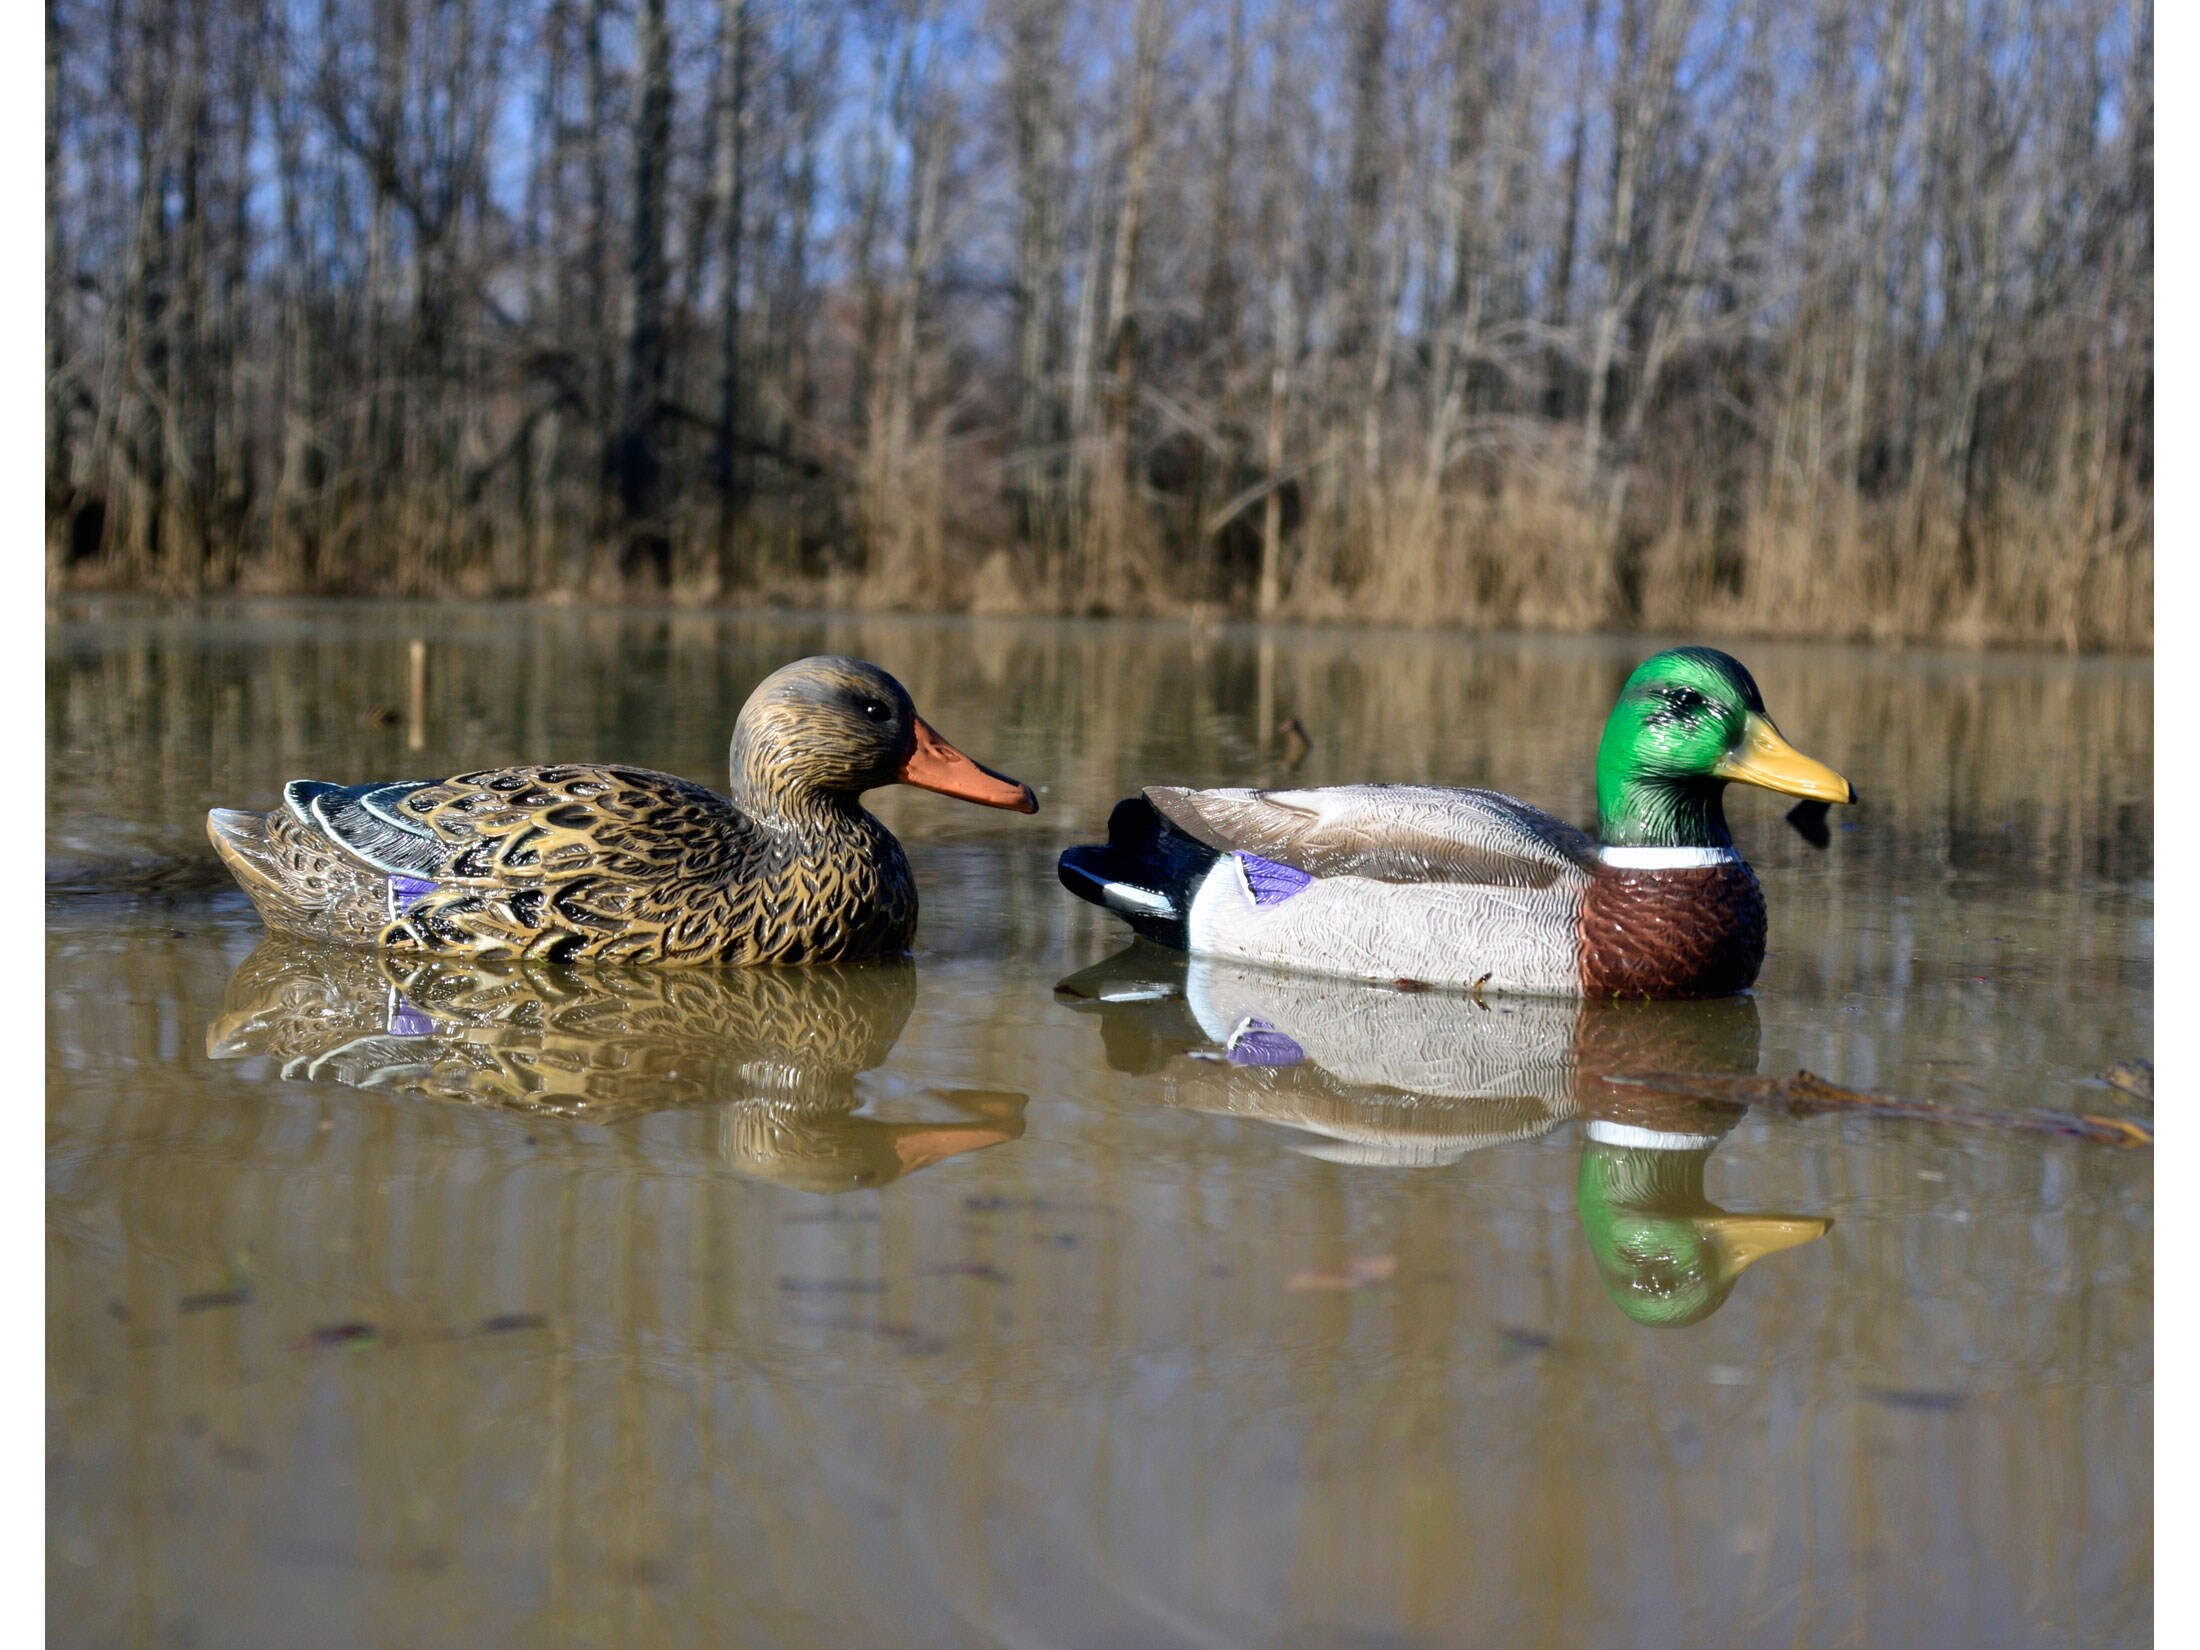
<box><xmin>210</xmin><ymin>939</ymin><xmax>1026</xmax><ymax>1192</ymax></box>
<box><xmin>1059</xmin><ymin>943</ymin><xmax>1829</xmax><ymax>1322</ymax></box>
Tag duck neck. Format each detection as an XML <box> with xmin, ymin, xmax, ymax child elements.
<box><xmin>727</xmin><ymin>733</ymin><xmax>871</xmax><ymax>835</ymax></box>
<box><xmin>1595</xmin><ymin>776</ymin><xmax>1733</xmax><ymax>851</ymax></box>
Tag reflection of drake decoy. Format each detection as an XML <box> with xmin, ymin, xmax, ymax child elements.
<box><xmin>1060</xmin><ymin>648</ymin><xmax>1854</xmax><ymax>996</ymax></box>
<box><xmin>1576</xmin><ymin>1086</ymin><xmax>1830</xmax><ymax>1327</ymax></box>
<box><xmin>209</xmin><ymin>938</ymin><xmax>1027</xmax><ymax>1192</ymax></box>
<box><xmin>1059</xmin><ymin>944</ymin><xmax>1829</xmax><ymax>1320</ymax></box>
<box><xmin>208</xmin><ymin>656</ymin><xmax>1037</xmax><ymax>965</ymax></box>
<box><xmin>1058</xmin><ymin>945</ymin><xmax>1760</xmax><ymax>1168</ymax></box>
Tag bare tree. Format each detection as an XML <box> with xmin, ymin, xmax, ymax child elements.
<box><xmin>41</xmin><ymin>0</ymin><xmax>2152</xmax><ymax>650</ymax></box>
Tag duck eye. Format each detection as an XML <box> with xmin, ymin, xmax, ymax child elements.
<box><xmin>860</xmin><ymin>699</ymin><xmax>892</xmax><ymax>723</ymax></box>
<box><xmin>1668</xmin><ymin>688</ymin><xmax>1705</xmax><ymax>715</ymax></box>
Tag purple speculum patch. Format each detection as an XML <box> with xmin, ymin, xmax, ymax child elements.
<box><xmin>387</xmin><ymin>874</ymin><xmax>437</xmax><ymax>917</ymax></box>
<box><xmin>386</xmin><ymin>995</ymin><xmax>436</xmax><ymax>1038</ymax></box>
<box><xmin>1237</xmin><ymin>852</ymin><xmax>1313</xmax><ymax>906</ymax></box>
<box><xmin>1228</xmin><ymin>1018</ymin><xmax>1307</xmax><ymax>1067</ymax></box>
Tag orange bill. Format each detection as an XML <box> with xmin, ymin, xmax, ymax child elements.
<box><xmin>898</xmin><ymin>718</ymin><xmax>1039</xmax><ymax>812</ymax></box>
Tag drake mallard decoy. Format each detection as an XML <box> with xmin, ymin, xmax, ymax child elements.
<box><xmin>1058</xmin><ymin>647</ymin><xmax>1854</xmax><ymax>998</ymax></box>
<box><xmin>209</xmin><ymin>656</ymin><xmax>1038</xmax><ymax>965</ymax></box>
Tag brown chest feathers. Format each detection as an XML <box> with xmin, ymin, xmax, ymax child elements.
<box><xmin>1576</xmin><ymin>860</ymin><xmax>1767</xmax><ymax>999</ymax></box>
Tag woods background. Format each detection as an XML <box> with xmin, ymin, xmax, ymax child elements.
<box><xmin>44</xmin><ymin>0</ymin><xmax>2151</xmax><ymax>648</ymax></box>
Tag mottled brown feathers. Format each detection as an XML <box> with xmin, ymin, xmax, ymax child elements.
<box><xmin>209</xmin><ymin>938</ymin><xmax>917</xmax><ymax>1116</ymax></box>
<box><xmin>206</xmin><ymin>655</ymin><xmax>1041</xmax><ymax>967</ymax></box>
<box><xmin>213</xmin><ymin>762</ymin><xmax>917</xmax><ymax>965</ymax></box>
<box><xmin>1577</xmin><ymin>861</ymin><xmax>1767</xmax><ymax>999</ymax></box>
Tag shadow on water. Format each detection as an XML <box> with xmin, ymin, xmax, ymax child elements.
<box><xmin>1058</xmin><ymin>944</ymin><xmax>1831</xmax><ymax>1327</ymax></box>
<box><xmin>208</xmin><ymin>938</ymin><xmax>1028</xmax><ymax>1193</ymax></box>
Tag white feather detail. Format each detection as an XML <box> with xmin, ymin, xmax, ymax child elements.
<box><xmin>1102</xmin><ymin>880</ymin><xmax>1175</xmax><ymax>917</ymax></box>
<box><xmin>1586</xmin><ymin>1119</ymin><xmax>1727</xmax><ymax>1150</ymax></box>
<box><xmin>1596</xmin><ymin>846</ymin><xmax>1740</xmax><ymax>869</ymax></box>
<box><xmin>1186</xmin><ymin>861</ymin><xmax>1584</xmax><ymax>993</ymax></box>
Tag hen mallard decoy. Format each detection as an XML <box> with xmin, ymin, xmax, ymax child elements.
<box><xmin>1058</xmin><ymin>647</ymin><xmax>1854</xmax><ymax>998</ymax></box>
<box><xmin>209</xmin><ymin>656</ymin><xmax>1038</xmax><ymax>965</ymax></box>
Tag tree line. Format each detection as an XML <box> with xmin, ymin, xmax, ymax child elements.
<box><xmin>45</xmin><ymin>0</ymin><xmax>2151</xmax><ymax>648</ymax></box>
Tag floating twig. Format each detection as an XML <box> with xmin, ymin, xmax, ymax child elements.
<box><xmin>1607</xmin><ymin>1068</ymin><xmax>2152</xmax><ymax>1148</ymax></box>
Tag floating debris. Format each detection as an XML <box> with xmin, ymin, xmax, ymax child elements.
<box><xmin>475</xmin><ymin>1313</ymin><xmax>547</xmax><ymax>1336</ymax></box>
<box><xmin>2103</xmin><ymin>1059</ymin><xmax>2153</xmax><ymax>1105</ymax></box>
<box><xmin>1610</xmin><ymin>1068</ymin><xmax>2151</xmax><ymax>1148</ymax></box>
<box><xmin>178</xmin><ymin>1286</ymin><xmax>253</xmax><ymax>1313</ymax></box>
<box><xmin>1861</xmin><ymin>1385</ymin><xmax>1967</xmax><ymax>1412</ymax></box>
<box><xmin>1286</xmin><ymin>1255</ymin><xmax>1397</xmax><ymax>1292</ymax></box>
<box><xmin>1276</xmin><ymin>717</ymin><xmax>1313</xmax><ymax>768</ymax></box>
<box><xmin>295</xmin><ymin>1321</ymin><xmax>377</xmax><ymax>1350</ymax></box>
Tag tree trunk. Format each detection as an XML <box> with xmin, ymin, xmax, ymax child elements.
<box><xmin>713</xmin><ymin>0</ymin><xmax>749</xmax><ymax>588</ymax></box>
<box><xmin>614</xmin><ymin>0</ymin><xmax>673</xmax><ymax>587</ymax></box>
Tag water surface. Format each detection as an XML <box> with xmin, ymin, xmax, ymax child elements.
<box><xmin>48</xmin><ymin>600</ymin><xmax>2152</xmax><ymax>1647</ymax></box>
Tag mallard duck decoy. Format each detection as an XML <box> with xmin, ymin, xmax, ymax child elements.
<box><xmin>209</xmin><ymin>656</ymin><xmax>1038</xmax><ymax>965</ymax></box>
<box><xmin>1058</xmin><ymin>647</ymin><xmax>1854</xmax><ymax>998</ymax></box>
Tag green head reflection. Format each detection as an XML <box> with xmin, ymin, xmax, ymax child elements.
<box><xmin>1576</xmin><ymin>1113</ymin><xmax>1831</xmax><ymax>1327</ymax></box>
<box><xmin>1063</xmin><ymin>946</ymin><xmax>1833</xmax><ymax>1327</ymax></box>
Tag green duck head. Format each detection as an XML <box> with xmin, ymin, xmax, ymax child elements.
<box><xmin>1595</xmin><ymin>648</ymin><xmax>1856</xmax><ymax>849</ymax></box>
<box><xmin>1577</xmin><ymin>1126</ymin><xmax>1831</xmax><ymax>1327</ymax></box>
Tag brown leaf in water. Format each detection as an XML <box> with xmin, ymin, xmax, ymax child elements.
<box><xmin>1286</xmin><ymin>1255</ymin><xmax>1398</xmax><ymax>1292</ymax></box>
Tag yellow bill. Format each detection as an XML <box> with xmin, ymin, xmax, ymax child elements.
<box><xmin>1714</xmin><ymin>714</ymin><xmax>1857</xmax><ymax>804</ymax></box>
<box><xmin>1701</xmin><ymin>1213</ymin><xmax>1834</xmax><ymax>1277</ymax></box>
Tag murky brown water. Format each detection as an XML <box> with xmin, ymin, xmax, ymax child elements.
<box><xmin>48</xmin><ymin>599</ymin><xmax>2152</xmax><ymax>1647</ymax></box>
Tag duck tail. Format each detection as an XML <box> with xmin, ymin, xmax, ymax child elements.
<box><xmin>207</xmin><ymin>802</ymin><xmax>380</xmax><ymax>942</ymax></box>
<box><xmin>207</xmin><ymin>807</ymin><xmax>287</xmax><ymax>904</ymax></box>
<box><xmin>1057</xmin><ymin>795</ymin><xmax>1219</xmax><ymax>948</ymax></box>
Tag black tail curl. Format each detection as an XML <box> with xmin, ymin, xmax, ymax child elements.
<box><xmin>1056</xmin><ymin>796</ymin><xmax>1221</xmax><ymax>949</ymax></box>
